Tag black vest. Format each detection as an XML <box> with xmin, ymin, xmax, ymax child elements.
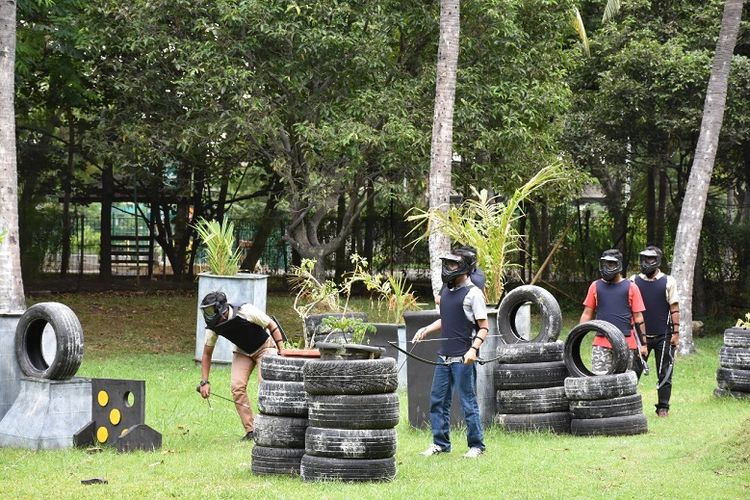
<box><xmin>438</xmin><ymin>284</ymin><xmax>475</xmax><ymax>356</ymax></box>
<box><xmin>635</xmin><ymin>276</ymin><xmax>670</xmax><ymax>337</ymax></box>
<box><xmin>211</xmin><ymin>303</ymin><xmax>269</xmax><ymax>354</ymax></box>
<box><xmin>594</xmin><ymin>280</ymin><xmax>632</xmax><ymax>336</ymax></box>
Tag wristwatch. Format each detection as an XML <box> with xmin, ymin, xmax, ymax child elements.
<box><xmin>199</xmin><ymin>380</ymin><xmax>210</xmax><ymax>387</ymax></box>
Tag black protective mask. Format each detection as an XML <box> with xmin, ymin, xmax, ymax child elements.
<box><xmin>441</xmin><ymin>254</ymin><xmax>471</xmax><ymax>288</ymax></box>
<box><xmin>200</xmin><ymin>295</ymin><xmax>228</xmax><ymax>328</ymax></box>
<box><xmin>599</xmin><ymin>257</ymin><xmax>622</xmax><ymax>282</ymax></box>
<box><xmin>639</xmin><ymin>249</ymin><xmax>661</xmax><ymax>277</ymax></box>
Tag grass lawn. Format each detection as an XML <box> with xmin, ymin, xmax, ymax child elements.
<box><xmin>1</xmin><ymin>291</ymin><xmax>749</xmax><ymax>499</ymax></box>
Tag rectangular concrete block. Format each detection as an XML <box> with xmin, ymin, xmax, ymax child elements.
<box><xmin>0</xmin><ymin>314</ymin><xmax>22</xmax><ymax>422</ymax></box>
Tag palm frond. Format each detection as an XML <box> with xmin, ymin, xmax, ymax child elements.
<box><xmin>602</xmin><ymin>0</ymin><xmax>622</xmax><ymax>24</ymax></box>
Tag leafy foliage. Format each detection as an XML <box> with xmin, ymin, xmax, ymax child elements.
<box><xmin>192</xmin><ymin>217</ymin><xmax>242</xmax><ymax>276</ymax></box>
<box><xmin>319</xmin><ymin>315</ymin><xmax>376</xmax><ymax>345</ymax></box>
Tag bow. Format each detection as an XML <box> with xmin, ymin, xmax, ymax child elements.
<box><xmin>387</xmin><ymin>341</ymin><xmax>504</xmax><ymax>366</ymax></box>
<box><xmin>656</xmin><ymin>340</ymin><xmax>675</xmax><ymax>390</ymax></box>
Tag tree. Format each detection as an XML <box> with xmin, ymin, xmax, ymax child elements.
<box><xmin>672</xmin><ymin>0</ymin><xmax>744</xmax><ymax>355</ymax></box>
<box><xmin>0</xmin><ymin>0</ymin><xmax>25</xmax><ymax>311</ymax></box>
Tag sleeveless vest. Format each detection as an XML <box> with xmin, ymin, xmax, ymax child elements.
<box><xmin>635</xmin><ymin>276</ymin><xmax>670</xmax><ymax>337</ymax></box>
<box><xmin>438</xmin><ymin>284</ymin><xmax>475</xmax><ymax>356</ymax></box>
<box><xmin>211</xmin><ymin>303</ymin><xmax>269</xmax><ymax>354</ymax></box>
<box><xmin>595</xmin><ymin>280</ymin><xmax>632</xmax><ymax>336</ymax></box>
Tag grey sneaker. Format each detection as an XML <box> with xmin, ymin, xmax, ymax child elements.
<box><xmin>463</xmin><ymin>447</ymin><xmax>484</xmax><ymax>458</ymax></box>
<box><xmin>420</xmin><ymin>444</ymin><xmax>447</xmax><ymax>456</ymax></box>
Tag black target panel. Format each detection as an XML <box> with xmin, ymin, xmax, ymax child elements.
<box><xmin>90</xmin><ymin>378</ymin><xmax>146</xmax><ymax>445</ymax></box>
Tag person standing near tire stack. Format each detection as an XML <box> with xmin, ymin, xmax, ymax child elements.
<box><xmin>197</xmin><ymin>291</ymin><xmax>285</xmax><ymax>441</ymax></box>
<box><xmin>579</xmin><ymin>249</ymin><xmax>647</xmax><ymax>376</ymax></box>
<box><xmin>629</xmin><ymin>246</ymin><xmax>680</xmax><ymax>417</ymax></box>
<box><xmin>413</xmin><ymin>250</ymin><xmax>489</xmax><ymax>459</ymax></box>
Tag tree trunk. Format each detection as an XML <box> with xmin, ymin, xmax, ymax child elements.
<box><xmin>646</xmin><ymin>165</ymin><xmax>656</xmax><ymax>244</ymax></box>
<box><xmin>240</xmin><ymin>193</ymin><xmax>281</xmax><ymax>272</ymax></box>
<box><xmin>61</xmin><ymin>110</ymin><xmax>75</xmax><ymax>276</ymax></box>
<box><xmin>0</xmin><ymin>0</ymin><xmax>25</xmax><ymax>312</ymax></box>
<box><xmin>428</xmin><ymin>0</ymin><xmax>460</xmax><ymax>299</ymax></box>
<box><xmin>671</xmin><ymin>0</ymin><xmax>743</xmax><ymax>355</ymax></box>
<box><xmin>100</xmin><ymin>164</ymin><xmax>113</xmax><ymax>280</ymax></box>
<box><xmin>656</xmin><ymin>167</ymin><xmax>667</xmax><ymax>248</ymax></box>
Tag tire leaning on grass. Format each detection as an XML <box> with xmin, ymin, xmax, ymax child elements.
<box><xmin>305</xmin><ymin>427</ymin><xmax>397</xmax><ymax>459</ymax></box>
<box><xmin>563</xmin><ymin>371</ymin><xmax>638</xmax><ymax>401</ymax></box>
<box><xmin>303</xmin><ymin>358</ymin><xmax>398</xmax><ymax>395</ymax></box>
<box><xmin>723</xmin><ymin>327</ymin><xmax>750</xmax><ymax>348</ymax></box>
<box><xmin>307</xmin><ymin>393</ymin><xmax>400</xmax><ymax>430</ymax></box>
<box><xmin>494</xmin><ymin>361</ymin><xmax>568</xmax><ymax>390</ymax></box>
<box><xmin>716</xmin><ymin>367</ymin><xmax>750</xmax><ymax>392</ymax></box>
<box><xmin>564</xmin><ymin>320</ymin><xmax>630</xmax><ymax>377</ymax></box>
<box><xmin>718</xmin><ymin>346</ymin><xmax>750</xmax><ymax>370</ymax></box>
<box><xmin>569</xmin><ymin>394</ymin><xmax>643</xmax><ymax>419</ymax></box>
<box><xmin>495</xmin><ymin>341</ymin><xmax>564</xmax><ymax>364</ymax></box>
<box><xmin>15</xmin><ymin>302</ymin><xmax>84</xmax><ymax>380</ymax></box>
<box><xmin>300</xmin><ymin>455</ymin><xmax>396</xmax><ymax>482</ymax></box>
<box><xmin>260</xmin><ymin>354</ymin><xmax>309</xmax><ymax>382</ymax></box>
<box><xmin>570</xmin><ymin>413</ymin><xmax>647</xmax><ymax>436</ymax></box>
<box><xmin>253</xmin><ymin>414</ymin><xmax>308</xmax><ymax>448</ymax></box>
<box><xmin>257</xmin><ymin>380</ymin><xmax>308</xmax><ymax>417</ymax></box>
<box><xmin>496</xmin><ymin>285</ymin><xmax>562</xmax><ymax>344</ymax></box>
<box><xmin>251</xmin><ymin>446</ymin><xmax>305</xmax><ymax>475</ymax></box>
<box><xmin>494</xmin><ymin>412</ymin><xmax>571</xmax><ymax>433</ymax></box>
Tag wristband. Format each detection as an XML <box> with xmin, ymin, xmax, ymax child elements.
<box><xmin>199</xmin><ymin>380</ymin><xmax>210</xmax><ymax>387</ymax></box>
<box><xmin>474</xmin><ymin>336</ymin><xmax>485</xmax><ymax>344</ymax></box>
<box><xmin>471</xmin><ymin>346</ymin><xmax>479</xmax><ymax>353</ymax></box>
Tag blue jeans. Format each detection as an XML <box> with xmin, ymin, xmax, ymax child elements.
<box><xmin>429</xmin><ymin>360</ymin><xmax>485</xmax><ymax>451</ymax></box>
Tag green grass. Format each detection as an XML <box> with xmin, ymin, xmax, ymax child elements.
<box><xmin>2</xmin><ymin>292</ymin><xmax>749</xmax><ymax>498</ymax></box>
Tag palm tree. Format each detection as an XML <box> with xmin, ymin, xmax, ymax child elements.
<box><xmin>672</xmin><ymin>0</ymin><xmax>744</xmax><ymax>355</ymax></box>
<box><xmin>428</xmin><ymin>0</ymin><xmax>460</xmax><ymax>299</ymax></box>
<box><xmin>0</xmin><ymin>0</ymin><xmax>25</xmax><ymax>312</ymax></box>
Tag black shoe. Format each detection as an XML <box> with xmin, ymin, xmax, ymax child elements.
<box><xmin>241</xmin><ymin>431</ymin><xmax>254</xmax><ymax>441</ymax></box>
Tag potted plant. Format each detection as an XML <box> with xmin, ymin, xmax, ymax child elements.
<box><xmin>192</xmin><ymin>217</ymin><xmax>268</xmax><ymax>363</ymax></box>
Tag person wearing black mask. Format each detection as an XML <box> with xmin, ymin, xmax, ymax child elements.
<box><xmin>197</xmin><ymin>291</ymin><xmax>284</xmax><ymax>440</ymax></box>
<box><xmin>630</xmin><ymin>246</ymin><xmax>680</xmax><ymax>417</ymax></box>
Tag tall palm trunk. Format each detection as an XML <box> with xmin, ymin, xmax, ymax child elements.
<box><xmin>672</xmin><ymin>0</ymin><xmax>743</xmax><ymax>355</ymax></box>
<box><xmin>428</xmin><ymin>0</ymin><xmax>460</xmax><ymax>298</ymax></box>
<box><xmin>0</xmin><ymin>0</ymin><xmax>24</xmax><ymax>312</ymax></box>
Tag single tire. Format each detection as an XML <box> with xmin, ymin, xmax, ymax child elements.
<box><xmin>564</xmin><ymin>320</ymin><xmax>630</xmax><ymax>377</ymax></box>
<box><xmin>723</xmin><ymin>327</ymin><xmax>750</xmax><ymax>348</ymax></box>
<box><xmin>494</xmin><ymin>361</ymin><xmax>568</xmax><ymax>390</ymax></box>
<box><xmin>301</xmin><ymin>455</ymin><xmax>396</xmax><ymax>482</ymax></box>
<box><xmin>253</xmin><ymin>414</ymin><xmax>308</xmax><ymax>448</ymax></box>
<box><xmin>251</xmin><ymin>445</ymin><xmax>304</xmax><ymax>475</ymax></box>
<box><xmin>494</xmin><ymin>411</ymin><xmax>571</xmax><ymax>433</ymax></box>
<box><xmin>260</xmin><ymin>354</ymin><xmax>309</xmax><ymax>382</ymax></box>
<box><xmin>569</xmin><ymin>394</ymin><xmax>643</xmax><ymax>419</ymax></box>
<box><xmin>716</xmin><ymin>367</ymin><xmax>750</xmax><ymax>392</ymax></box>
<box><xmin>719</xmin><ymin>346</ymin><xmax>750</xmax><ymax>370</ymax></box>
<box><xmin>257</xmin><ymin>380</ymin><xmax>307</xmax><ymax>417</ymax></box>
<box><xmin>305</xmin><ymin>427</ymin><xmax>397</xmax><ymax>459</ymax></box>
<box><xmin>570</xmin><ymin>414</ymin><xmax>648</xmax><ymax>436</ymax></box>
<box><xmin>303</xmin><ymin>358</ymin><xmax>398</xmax><ymax>395</ymax></box>
<box><xmin>497</xmin><ymin>285</ymin><xmax>562</xmax><ymax>344</ymax></box>
<box><xmin>713</xmin><ymin>387</ymin><xmax>750</xmax><ymax>399</ymax></box>
<box><xmin>564</xmin><ymin>372</ymin><xmax>638</xmax><ymax>401</ymax></box>
<box><xmin>495</xmin><ymin>341</ymin><xmax>564</xmax><ymax>364</ymax></box>
<box><xmin>15</xmin><ymin>302</ymin><xmax>84</xmax><ymax>380</ymax></box>
<box><xmin>496</xmin><ymin>386</ymin><xmax>569</xmax><ymax>414</ymax></box>
<box><xmin>307</xmin><ymin>393</ymin><xmax>400</xmax><ymax>430</ymax></box>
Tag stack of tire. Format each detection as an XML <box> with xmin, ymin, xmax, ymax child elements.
<box><xmin>251</xmin><ymin>354</ymin><xmax>310</xmax><ymax>476</ymax></box>
<box><xmin>563</xmin><ymin>320</ymin><xmax>647</xmax><ymax>436</ymax></box>
<box><xmin>300</xmin><ymin>355</ymin><xmax>400</xmax><ymax>482</ymax></box>
<box><xmin>494</xmin><ymin>286</ymin><xmax>570</xmax><ymax>433</ymax></box>
<box><xmin>715</xmin><ymin>326</ymin><xmax>750</xmax><ymax>398</ymax></box>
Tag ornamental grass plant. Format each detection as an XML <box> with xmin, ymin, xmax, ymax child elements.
<box><xmin>193</xmin><ymin>217</ymin><xmax>242</xmax><ymax>276</ymax></box>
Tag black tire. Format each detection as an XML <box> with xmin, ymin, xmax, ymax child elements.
<box><xmin>253</xmin><ymin>414</ymin><xmax>308</xmax><ymax>448</ymax></box>
<box><xmin>569</xmin><ymin>394</ymin><xmax>643</xmax><ymax>419</ymax></box>
<box><xmin>563</xmin><ymin>320</ymin><xmax>630</xmax><ymax>377</ymax></box>
<box><xmin>494</xmin><ymin>361</ymin><xmax>568</xmax><ymax>390</ymax></box>
<box><xmin>303</xmin><ymin>358</ymin><xmax>398</xmax><ymax>395</ymax></box>
<box><xmin>570</xmin><ymin>414</ymin><xmax>648</xmax><ymax>436</ymax></box>
<box><xmin>257</xmin><ymin>380</ymin><xmax>307</xmax><ymax>417</ymax></box>
<box><xmin>716</xmin><ymin>367</ymin><xmax>750</xmax><ymax>392</ymax></box>
<box><xmin>307</xmin><ymin>393</ymin><xmax>400</xmax><ymax>430</ymax></box>
<box><xmin>305</xmin><ymin>427</ymin><xmax>397</xmax><ymax>459</ymax></box>
<box><xmin>723</xmin><ymin>327</ymin><xmax>750</xmax><ymax>348</ymax></box>
<box><xmin>15</xmin><ymin>302</ymin><xmax>84</xmax><ymax>380</ymax></box>
<box><xmin>719</xmin><ymin>346</ymin><xmax>750</xmax><ymax>370</ymax></box>
<box><xmin>713</xmin><ymin>387</ymin><xmax>750</xmax><ymax>399</ymax></box>
<box><xmin>564</xmin><ymin>372</ymin><xmax>638</xmax><ymax>401</ymax></box>
<box><xmin>260</xmin><ymin>354</ymin><xmax>309</xmax><ymax>382</ymax></box>
<box><xmin>497</xmin><ymin>285</ymin><xmax>562</xmax><ymax>344</ymax></box>
<box><xmin>251</xmin><ymin>445</ymin><xmax>304</xmax><ymax>475</ymax></box>
<box><xmin>495</xmin><ymin>341</ymin><xmax>564</xmax><ymax>364</ymax></box>
<box><xmin>301</xmin><ymin>455</ymin><xmax>396</xmax><ymax>482</ymax></box>
<box><xmin>496</xmin><ymin>386</ymin><xmax>569</xmax><ymax>414</ymax></box>
<box><xmin>494</xmin><ymin>412</ymin><xmax>571</xmax><ymax>433</ymax></box>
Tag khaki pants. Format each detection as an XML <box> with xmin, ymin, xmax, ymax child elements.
<box><xmin>231</xmin><ymin>336</ymin><xmax>276</xmax><ymax>433</ymax></box>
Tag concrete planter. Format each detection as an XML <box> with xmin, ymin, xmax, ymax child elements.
<box><xmin>0</xmin><ymin>313</ymin><xmax>22</xmax><ymax>422</ymax></box>
<box><xmin>404</xmin><ymin>309</ymin><xmax>501</xmax><ymax>429</ymax></box>
<box><xmin>194</xmin><ymin>272</ymin><xmax>268</xmax><ymax>364</ymax></box>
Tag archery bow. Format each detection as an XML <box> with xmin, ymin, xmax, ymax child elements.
<box><xmin>387</xmin><ymin>341</ymin><xmax>505</xmax><ymax>366</ymax></box>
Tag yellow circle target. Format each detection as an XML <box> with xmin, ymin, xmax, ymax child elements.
<box><xmin>97</xmin><ymin>390</ymin><xmax>109</xmax><ymax>407</ymax></box>
<box><xmin>96</xmin><ymin>426</ymin><xmax>109</xmax><ymax>443</ymax></box>
<box><xmin>109</xmin><ymin>408</ymin><xmax>121</xmax><ymax>426</ymax></box>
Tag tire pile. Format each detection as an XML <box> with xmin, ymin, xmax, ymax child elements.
<box><xmin>563</xmin><ymin>321</ymin><xmax>647</xmax><ymax>436</ymax></box>
<box><xmin>301</xmin><ymin>356</ymin><xmax>400</xmax><ymax>482</ymax></box>
<box><xmin>494</xmin><ymin>285</ymin><xmax>570</xmax><ymax>433</ymax></box>
<box><xmin>251</xmin><ymin>354</ymin><xmax>310</xmax><ymax>476</ymax></box>
<box><xmin>715</xmin><ymin>327</ymin><xmax>750</xmax><ymax>398</ymax></box>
